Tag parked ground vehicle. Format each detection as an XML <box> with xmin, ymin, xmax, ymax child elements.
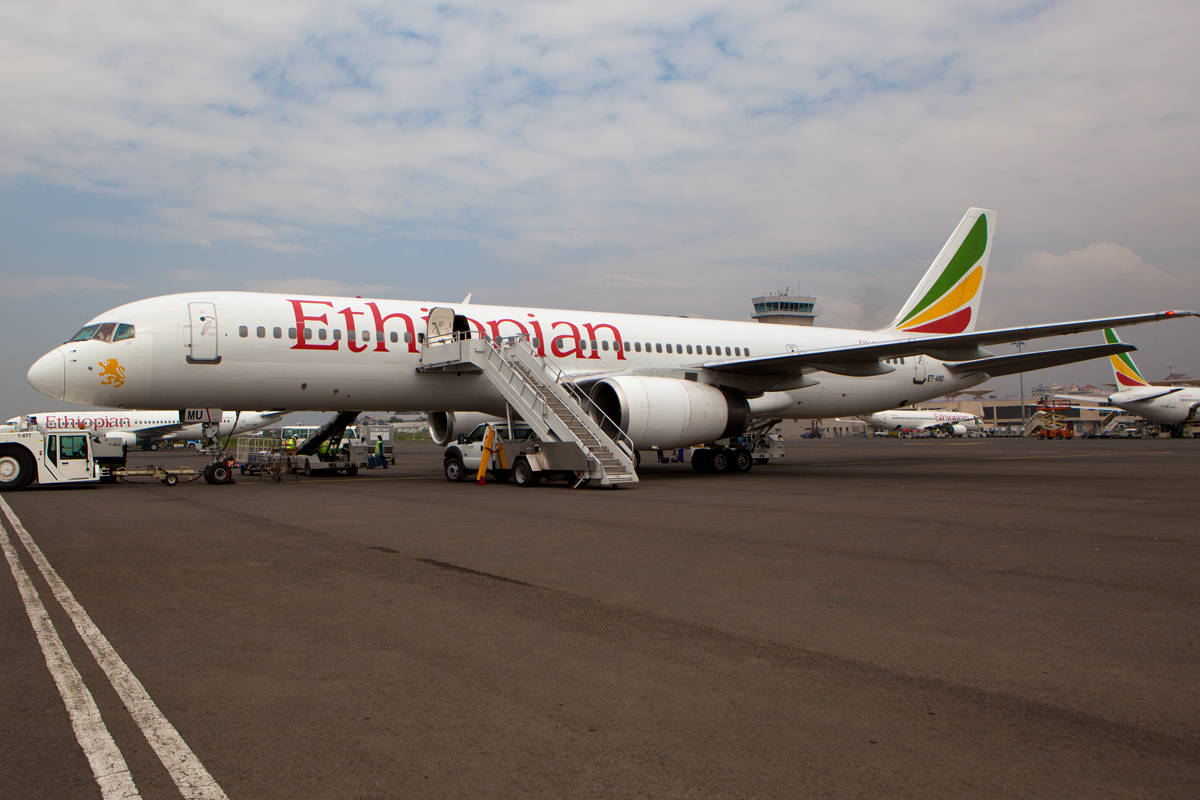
<box><xmin>0</xmin><ymin>429</ymin><xmax>126</xmax><ymax>490</ymax></box>
<box><xmin>442</xmin><ymin>422</ymin><xmax>593</xmax><ymax>486</ymax></box>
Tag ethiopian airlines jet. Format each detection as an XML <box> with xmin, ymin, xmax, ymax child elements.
<box><xmin>24</xmin><ymin>209</ymin><xmax>1197</xmax><ymax>456</ymax></box>
<box><xmin>859</xmin><ymin>409</ymin><xmax>983</xmax><ymax>436</ymax></box>
<box><xmin>1056</xmin><ymin>329</ymin><xmax>1200</xmax><ymax>436</ymax></box>
<box><xmin>1</xmin><ymin>409</ymin><xmax>284</xmax><ymax>448</ymax></box>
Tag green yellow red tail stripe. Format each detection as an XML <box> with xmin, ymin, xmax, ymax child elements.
<box><xmin>1105</xmin><ymin>328</ymin><xmax>1149</xmax><ymax>387</ymax></box>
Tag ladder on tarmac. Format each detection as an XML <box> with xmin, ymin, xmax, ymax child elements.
<box><xmin>418</xmin><ymin>332</ymin><xmax>639</xmax><ymax>487</ymax></box>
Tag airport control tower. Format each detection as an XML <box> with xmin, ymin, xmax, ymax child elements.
<box><xmin>751</xmin><ymin>290</ymin><xmax>818</xmax><ymax>326</ymax></box>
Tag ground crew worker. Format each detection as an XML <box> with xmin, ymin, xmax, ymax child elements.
<box><xmin>375</xmin><ymin>435</ymin><xmax>388</xmax><ymax>468</ymax></box>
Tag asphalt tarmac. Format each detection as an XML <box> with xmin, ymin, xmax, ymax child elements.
<box><xmin>2</xmin><ymin>437</ymin><xmax>1198</xmax><ymax>799</ymax></box>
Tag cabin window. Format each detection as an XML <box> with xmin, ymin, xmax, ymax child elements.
<box><xmin>304</xmin><ymin>328</ymin><xmax>312</xmax><ymax>340</ymax></box>
<box><xmin>362</xmin><ymin>330</ymin><xmax>370</xmax><ymax>341</ymax></box>
<box><xmin>532</xmin><ymin>337</ymin><xmax>540</xmax><ymax>349</ymax></box>
<box><xmin>238</xmin><ymin>325</ymin><xmax>247</xmax><ymax>337</ymax></box>
<box><xmin>602</xmin><ymin>340</ymin><xmax>610</xmax><ymax>351</ymax></box>
<box><xmin>590</xmin><ymin>339</ymin><xmax>598</xmax><ymax>350</ymax></box>
<box><xmin>634</xmin><ymin>342</ymin><xmax>642</xmax><ymax>352</ymax></box>
<box><xmin>734</xmin><ymin>346</ymin><xmax>741</xmax><ymax>356</ymax></box>
<box><xmin>655</xmin><ymin>343</ymin><xmax>663</xmax><ymax>353</ymax></box>
<box><xmin>745</xmin><ymin>347</ymin><xmax>751</xmax><ymax>356</ymax></box>
<box><xmin>579</xmin><ymin>339</ymin><xmax>588</xmax><ymax>351</ymax></box>
<box><xmin>113</xmin><ymin>324</ymin><xmax>136</xmax><ymax>342</ymax></box>
<box><xmin>288</xmin><ymin>327</ymin><xmax>297</xmax><ymax>339</ymax></box>
<box><xmin>403</xmin><ymin>332</ymin><xmax>412</xmax><ymax>343</ymax></box>
<box><xmin>705</xmin><ymin>345</ymin><xmax>713</xmax><ymax>355</ymax></box>
<box><xmin>376</xmin><ymin>330</ymin><xmax>385</xmax><ymax>342</ymax></box>
<box><xmin>317</xmin><ymin>329</ymin><xmax>327</xmax><ymax>341</ymax></box>
<box><xmin>273</xmin><ymin>327</ymin><xmax>282</xmax><ymax>339</ymax></box>
<box><xmin>665</xmin><ymin>344</ymin><xmax>673</xmax><ymax>354</ymax></box>
<box><xmin>256</xmin><ymin>326</ymin><xmax>266</xmax><ymax>338</ymax></box>
<box><xmin>46</xmin><ymin>435</ymin><xmax>57</xmax><ymax>466</ymax></box>
<box><xmin>624</xmin><ymin>341</ymin><xmax>632</xmax><ymax>352</ymax></box>
<box><xmin>725</xmin><ymin>346</ymin><xmax>732</xmax><ymax>356</ymax></box>
<box><xmin>686</xmin><ymin>344</ymin><xmax>693</xmax><ymax>354</ymax></box>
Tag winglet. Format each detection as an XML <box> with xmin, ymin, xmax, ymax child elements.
<box><xmin>887</xmin><ymin>208</ymin><xmax>995</xmax><ymax>335</ymax></box>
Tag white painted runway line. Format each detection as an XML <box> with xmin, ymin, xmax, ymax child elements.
<box><xmin>0</xmin><ymin>504</ymin><xmax>140</xmax><ymax>799</ymax></box>
<box><xmin>0</xmin><ymin>496</ymin><xmax>228</xmax><ymax>800</ymax></box>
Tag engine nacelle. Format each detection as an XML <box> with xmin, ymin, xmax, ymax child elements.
<box><xmin>949</xmin><ymin>424</ymin><xmax>968</xmax><ymax>437</ymax></box>
<box><xmin>588</xmin><ymin>376</ymin><xmax>749</xmax><ymax>450</ymax></box>
<box><xmin>427</xmin><ymin>411</ymin><xmax>503</xmax><ymax>446</ymax></box>
<box><xmin>103</xmin><ymin>431</ymin><xmax>139</xmax><ymax>447</ymax></box>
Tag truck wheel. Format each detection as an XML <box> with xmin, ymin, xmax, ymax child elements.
<box><xmin>444</xmin><ymin>455</ymin><xmax>465</xmax><ymax>482</ymax></box>
<box><xmin>303</xmin><ymin>461</ymin><xmax>313</xmax><ymax>477</ymax></box>
<box><xmin>512</xmin><ymin>457</ymin><xmax>538</xmax><ymax>487</ymax></box>
<box><xmin>0</xmin><ymin>446</ymin><xmax>35</xmax><ymax>491</ymax></box>
<box><xmin>163</xmin><ymin>474</ymin><xmax>178</xmax><ymax>486</ymax></box>
<box><xmin>346</xmin><ymin>465</ymin><xmax>359</xmax><ymax>476</ymax></box>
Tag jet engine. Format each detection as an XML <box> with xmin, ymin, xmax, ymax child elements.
<box><xmin>102</xmin><ymin>431</ymin><xmax>139</xmax><ymax>447</ymax></box>
<box><xmin>949</xmin><ymin>424</ymin><xmax>968</xmax><ymax>437</ymax></box>
<box><xmin>427</xmin><ymin>411</ymin><xmax>502</xmax><ymax>446</ymax></box>
<box><xmin>588</xmin><ymin>376</ymin><xmax>749</xmax><ymax>450</ymax></box>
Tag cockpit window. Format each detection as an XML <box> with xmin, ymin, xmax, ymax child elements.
<box><xmin>113</xmin><ymin>324</ymin><xmax>135</xmax><ymax>342</ymax></box>
<box><xmin>68</xmin><ymin>324</ymin><xmax>100</xmax><ymax>342</ymax></box>
<box><xmin>94</xmin><ymin>322</ymin><xmax>117</xmax><ymax>342</ymax></box>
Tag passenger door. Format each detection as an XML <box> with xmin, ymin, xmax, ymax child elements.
<box><xmin>426</xmin><ymin>307</ymin><xmax>455</xmax><ymax>346</ymax></box>
<box><xmin>187</xmin><ymin>302</ymin><xmax>221</xmax><ymax>363</ymax></box>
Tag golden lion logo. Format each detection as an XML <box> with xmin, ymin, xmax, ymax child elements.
<box><xmin>98</xmin><ymin>358</ymin><xmax>126</xmax><ymax>388</ymax></box>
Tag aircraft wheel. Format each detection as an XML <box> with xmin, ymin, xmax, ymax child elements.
<box><xmin>444</xmin><ymin>455</ymin><xmax>465</xmax><ymax>482</ymax></box>
<box><xmin>691</xmin><ymin>449</ymin><xmax>713</xmax><ymax>473</ymax></box>
<box><xmin>0</xmin><ymin>447</ymin><xmax>35</xmax><ymax>491</ymax></box>
<box><xmin>710</xmin><ymin>449</ymin><xmax>730</xmax><ymax>472</ymax></box>
<box><xmin>512</xmin><ymin>457</ymin><xmax>539</xmax><ymax>487</ymax></box>
<box><xmin>732</xmin><ymin>449</ymin><xmax>753</xmax><ymax>473</ymax></box>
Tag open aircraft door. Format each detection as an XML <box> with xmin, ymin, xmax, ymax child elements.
<box><xmin>186</xmin><ymin>301</ymin><xmax>221</xmax><ymax>364</ymax></box>
<box><xmin>426</xmin><ymin>307</ymin><xmax>456</xmax><ymax>346</ymax></box>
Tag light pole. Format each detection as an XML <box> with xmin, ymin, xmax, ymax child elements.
<box><xmin>1016</xmin><ymin>340</ymin><xmax>1026</xmax><ymax>427</ymax></box>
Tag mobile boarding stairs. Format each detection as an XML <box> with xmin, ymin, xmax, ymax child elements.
<box><xmin>417</xmin><ymin>310</ymin><xmax>639</xmax><ymax>487</ymax></box>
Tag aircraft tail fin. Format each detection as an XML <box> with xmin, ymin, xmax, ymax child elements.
<box><xmin>886</xmin><ymin>208</ymin><xmax>995</xmax><ymax>335</ymax></box>
<box><xmin>1104</xmin><ymin>328</ymin><xmax>1151</xmax><ymax>388</ymax></box>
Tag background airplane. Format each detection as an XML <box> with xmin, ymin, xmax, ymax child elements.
<box><xmin>1056</xmin><ymin>329</ymin><xmax>1200</xmax><ymax>436</ymax></box>
<box><xmin>23</xmin><ymin>209</ymin><xmax>1198</xmax><ymax>474</ymax></box>
<box><xmin>858</xmin><ymin>409</ymin><xmax>982</xmax><ymax>436</ymax></box>
<box><xmin>1</xmin><ymin>410</ymin><xmax>285</xmax><ymax>449</ymax></box>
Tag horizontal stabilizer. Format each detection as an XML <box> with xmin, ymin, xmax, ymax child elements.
<box><xmin>945</xmin><ymin>342</ymin><xmax>1136</xmax><ymax>378</ymax></box>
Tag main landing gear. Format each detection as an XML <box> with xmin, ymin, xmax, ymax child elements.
<box><xmin>690</xmin><ymin>446</ymin><xmax>753</xmax><ymax>474</ymax></box>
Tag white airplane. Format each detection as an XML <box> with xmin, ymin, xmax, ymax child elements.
<box><xmin>1056</xmin><ymin>329</ymin><xmax>1200</xmax><ymax>436</ymax></box>
<box><xmin>1</xmin><ymin>409</ymin><xmax>285</xmax><ymax>448</ymax></box>
<box><xmin>23</xmin><ymin>208</ymin><xmax>1197</xmax><ymax>471</ymax></box>
<box><xmin>859</xmin><ymin>409</ymin><xmax>983</xmax><ymax>436</ymax></box>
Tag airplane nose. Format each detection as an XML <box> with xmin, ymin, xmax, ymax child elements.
<box><xmin>27</xmin><ymin>349</ymin><xmax>66</xmax><ymax>400</ymax></box>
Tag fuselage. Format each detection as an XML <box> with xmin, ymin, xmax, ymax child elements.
<box><xmin>2</xmin><ymin>409</ymin><xmax>283</xmax><ymax>443</ymax></box>
<box><xmin>862</xmin><ymin>410</ymin><xmax>982</xmax><ymax>432</ymax></box>
<box><xmin>1108</xmin><ymin>387</ymin><xmax>1200</xmax><ymax>425</ymax></box>
<box><xmin>27</xmin><ymin>291</ymin><xmax>990</xmax><ymax>419</ymax></box>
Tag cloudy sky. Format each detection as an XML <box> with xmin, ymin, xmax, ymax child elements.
<box><xmin>3</xmin><ymin>0</ymin><xmax>1198</xmax><ymax>417</ymax></box>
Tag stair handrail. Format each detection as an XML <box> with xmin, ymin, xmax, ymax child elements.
<box><xmin>495</xmin><ymin>336</ymin><xmax>637</xmax><ymax>463</ymax></box>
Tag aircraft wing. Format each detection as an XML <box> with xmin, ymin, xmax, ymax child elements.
<box><xmin>943</xmin><ymin>343</ymin><xmax>1136</xmax><ymax>378</ymax></box>
<box><xmin>703</xmin><ymin>310</ymin><xmax>1197</xmax><ymax>378</ymax></box>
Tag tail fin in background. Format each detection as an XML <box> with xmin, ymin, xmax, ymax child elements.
<box><xmin>886</xmin><ymin>208</ymin><xmax>995</xmax><ymax>335</ymax></box>
<box><xmin>1104</xmin><ymin>328</ymin><xmax>1151</xmax><ymax>388</ymax></box>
